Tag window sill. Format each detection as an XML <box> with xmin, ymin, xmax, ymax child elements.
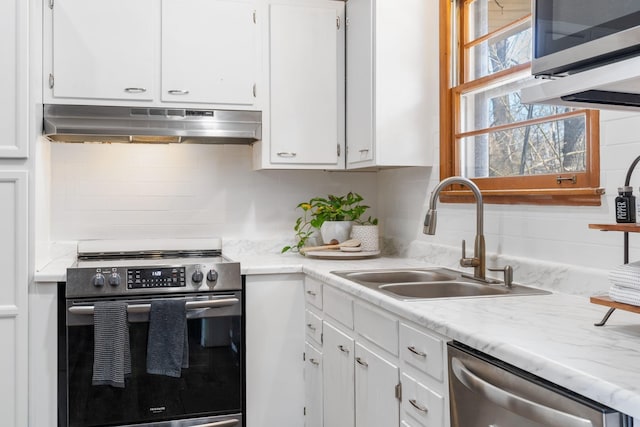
<box><xmin>438</xmin><ymin>187</ymin><xmax>605</xmax><ymax>206</ymax></box>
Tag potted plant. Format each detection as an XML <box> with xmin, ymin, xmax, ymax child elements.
<box><xmin>281</xmin><ymin>192</ymin><xmax>374</xmax><ymax>253</ymax></box>
<box><xmin>350</xmin><ymin>216</ymin><xmax>379</xmax><ymax>252</ymax></box>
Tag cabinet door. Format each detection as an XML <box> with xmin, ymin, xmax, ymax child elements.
<box><xmin>305</xmin><ymin>342</ymin><xmax>323</xmax><ymax>427</ymax></box>
<box><xmin>400</xmin><ymin>372</ymin><xmax>444</xmax><ymax>427</ymax></box>
<box><xmin>50</xmin><ymin>0</ymin><xmax>157</xmax><ymax>101</ymax></box>
<box><xmin>355</xmin><ymin>343</ymin><xmax>400</xmax><ymax>427</ymax></box>
<box><xmin>323</xmin><ymin>321</ymin><xmax>355</xmax><ymax>427</ymax></box>
<box><xmin>345</xmin><ymin>0</ymin><xmax>374</xmax><ymax>167</ymax></box>
<box><xmin>245</xmin><ymin>275</ymin><xmax>305</xmax><ymax>427</ymax></box>
<box><xmin>0</xmin><ymin>0</ymin><xmax>28</xmax><ymax>158</ymax></box>
<box><xmin>0</xmin><ymin>172</ymin><xmax>28</xmax><ymax>427</ymax></box>
<box><xmin>162</xmin><ymin>0</ymin><xmax>258</xmax><ymax>105</ymax></box>
<box><xmin>267</xmin><ymin>1</ymin><xmax>345</xmax><ymax>167</ymax></box>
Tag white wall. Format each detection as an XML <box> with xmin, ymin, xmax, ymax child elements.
<box><xmin>48</xmin><ymin>142</ymin><xmax>378</xmax><ymax>243</ymax></box>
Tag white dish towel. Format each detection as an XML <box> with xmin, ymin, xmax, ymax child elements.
<box><xmin>608</xmin><ymin>261</ymin><xmax>640</xmax><ymax>306</ymax></box>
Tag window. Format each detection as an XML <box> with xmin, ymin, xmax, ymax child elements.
<box><xmin>439</xmin><ymin>0</ymin><xmax>603</xmax><ymax>205</ymax></box>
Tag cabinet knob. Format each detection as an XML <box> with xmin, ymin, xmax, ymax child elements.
<box><xmin>124</xmin><ymin>87</ymin><xmax>147</xmax><ymax>93</ymax></box>
<box><xmin>306</xmin><ymin>323</ymin><xmax>316</xmax><ymax>331</ymax></box>
<box><xmin>168</xmin><ymin>89</ymin><xmax>190</xmax><ymax>95</ymax></box>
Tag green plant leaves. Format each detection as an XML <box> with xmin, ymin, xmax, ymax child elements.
<box><xmin>281</xmin><ymin>192</ymin><xmax>378</xmax><ymax>253</ymax></box>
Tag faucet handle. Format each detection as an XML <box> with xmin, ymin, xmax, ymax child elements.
<box><xmin>460</xmin><ymin>240</ymin><xmax>479</xmax><ymax>268</ymax></box>
<box><xmin>488</xmin><ymin>265</ymin><xmax>513</xmax><ymax>288</ymax></box>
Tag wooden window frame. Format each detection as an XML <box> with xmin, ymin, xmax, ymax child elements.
<box><xmin>439</xmin><ymin>0</ymin><xmax>604</xmax><ymax>206</ymax></box>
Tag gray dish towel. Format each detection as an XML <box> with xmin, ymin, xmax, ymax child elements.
<box><xmin>92</xmin><ymin>301</ymin><xmax>131</xmax><ymax>388</ymax></box>
<box><xmin>146</xmin><ymin>299</ymin><xmax>189</xmax><ymax>377</ymax></box>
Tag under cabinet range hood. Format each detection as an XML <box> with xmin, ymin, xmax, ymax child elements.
<box><xmin>43</xmin><ymin>104</ymin><xmax>262</xmax><ymax>144</ymax></box>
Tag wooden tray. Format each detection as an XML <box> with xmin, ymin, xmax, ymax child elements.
<box><xmin>590</xmin><ymin>295</ymin><xmax>640</xmax><ymax>315</ymax></box>
<box><xmin>303</xmin><ymin>250</ymin><xmax>380</xmax><ymax>260</ymax></box>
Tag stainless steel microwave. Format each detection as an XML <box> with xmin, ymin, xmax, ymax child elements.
<box><xmin>532</xmin><ymin>0</ymin><xmax>640</xmax><ymax>77</ymax></box>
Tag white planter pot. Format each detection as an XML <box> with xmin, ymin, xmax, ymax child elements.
<box><xmin>350</xmin><ymin>224</ymin><xmax>379</xmax><ymax>252</ymax></box>
<box><xmin>320</xmin><ymin>221</ymin><xmax>352</xmax><ymax>244</ymax></box>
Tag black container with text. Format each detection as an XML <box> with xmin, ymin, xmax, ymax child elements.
<box><xmin>615</xmin><ymin>186</ymin><xmax>636</xmax><ymax>223</ymax></box>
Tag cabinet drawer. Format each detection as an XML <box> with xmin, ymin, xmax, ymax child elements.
<box><xmin>323</xmin><ymin>286</ymin><xmax>353</xmax><ymax>329</ymax></box>
<box><xmin>400</xmin><ymin>323</ymin><xmax>443</xmax><ymax>382</ymax></box>
<box><xmin>354</xmin><ymin>302</ymin><xmax>398</xmax><ymax>356</ymax></box>
<box><xmin>400</xmin><ymin>372</ymin><xmax>444</xmax><ymax>427</ymax></box>
<box><xmin>305</xmin><ymin>277</ymin><xmax>323</xmax><ymax>309</ymax></box>
<box><xmin>305</xmin><ymin>309</ymin><xmax>323</xmax><ymax>345</ymax></box>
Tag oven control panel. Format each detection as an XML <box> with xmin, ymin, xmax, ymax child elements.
<box><xmin>66</xmin><ymin>259</ymin><xmax>242</xmax><ymax>298</ymax></box>
<box><xmin>127</xmin><ymin>267</ymin><xmax>186</xmax><ymax>289</ymax></box>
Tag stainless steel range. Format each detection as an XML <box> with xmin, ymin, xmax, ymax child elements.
<box><xmin>59</xmin><ymin>239</ymin><xmax>244</xmax><ymax>427</ymax></box>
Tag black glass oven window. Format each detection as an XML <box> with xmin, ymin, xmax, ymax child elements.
<box><xmin>65</xmin><ymin>315</ymin><xmax>242</xmax><ymax>426</ymax></box>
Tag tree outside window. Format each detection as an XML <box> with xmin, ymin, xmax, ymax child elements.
<box><xmin>440</xmin><ymin>0</ymin><xmax>602</xmax><ymax>205</ymax></box>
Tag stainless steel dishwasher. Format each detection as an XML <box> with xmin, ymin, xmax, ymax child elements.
<box><xmin>447</xmin><ymin>342</ymin><xmax>632</xmax><ymax>427</ymax></box>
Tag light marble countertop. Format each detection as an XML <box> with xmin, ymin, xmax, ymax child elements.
<box><xmin>34</xmin><ymin>245</ymin><xmax>640</xmax><ymax>419</ymax></box>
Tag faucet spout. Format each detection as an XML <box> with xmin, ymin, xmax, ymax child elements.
<box><xmin>423</xmin><ymin>176</ymin><xmax>486</xmax><ymax>280</ymax></box>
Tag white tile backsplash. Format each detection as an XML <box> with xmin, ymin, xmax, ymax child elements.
<box><xmin>49</xmin><ymin>143</ymin><xmax>378</xmax><ymax>242</ymax></box>
<box><xmin>46</xmin><ymin>108</ymin><xmax>640</xmax><ymax>293</ymax></box>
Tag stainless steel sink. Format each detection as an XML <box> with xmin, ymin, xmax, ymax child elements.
<box><xmin>331</xmin><ymin>267</ymin><xmax>550</xmax><ymax>300</ymax></box>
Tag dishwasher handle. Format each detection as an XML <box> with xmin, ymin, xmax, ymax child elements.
<box><xmin>451</xmin><ymin>357</ymin><xmax>594</xmax><ymax>427</ymax></box>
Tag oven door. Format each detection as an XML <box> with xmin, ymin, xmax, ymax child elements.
<box><xmin>59</xmin><ymin>291</ymin><xmax>244</xmax><ymax>427</ymax></box>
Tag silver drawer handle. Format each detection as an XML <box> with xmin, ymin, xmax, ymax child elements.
<box><xmin>68</xmin><ymin>298</ymin><xmax>239</xmax><ymax>315</ymax></box>
<box><xmin>306</xmin><ymin>323</ymin><xmax>316</xmax><ymax>331</ymax></box>
<box><xmin>168</xmin><ymin>89</ymin><xmax>190</xmax><ymax>95</ymax></box>
<box><xmin>277</xmin><ymin>152</ymin><xmax>297</xmax><ymax>158</ymax></box>
<box><xmin>306</xmin><ymin>290</ymin><xmax>317</xmax><ymax>296</ymax></box>
<box><xmin>192</xmin><ymin>419</ymin><xmax>240</xmax><ymax>427</ymax></box>
<box><xmin>355</xmin><ymin>357</ymin><xmax>368</xmax><ymax>367</ymax></box>
<box><xmin>309</xmin><ymin>358</ymin><xmax>320</xmax><ymax>366</ymax></box>
<box><xmin>407</xmin><ymin>346</ymin><xmax>427</xmax><ymax>358</ymax></box>
<box><xmin>409</xmin><ymin>399</ymin><xmax>428</xmax><ymax>413</ymax></box>
<box><xmin>124</xmin><ymin>87</ymin><xmax>147</xmax><ymax>93</ymax></box>
<box><xmin>359</xmin><ymin>149</ymin><xmax>369</xmax><ymax>153</ymax></box>
<box><xmin>337</xmin><ymin>345</ymin><xmax>349</xmax><ymax>354</ymax></box>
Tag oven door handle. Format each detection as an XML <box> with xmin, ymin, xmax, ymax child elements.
<box><xmin>68</xmin><ymin>297</ymin><xmax>240</xmax><ymax>315</ymax></box>
<box><xmin>192</xmin><ymin>419</ymin><xmax>240</xmax><ymax>427</ymax></box>
<box><xmin>451</xmin><ymin>357</ymin><xmax>593</xmax><ymax>427</ymax></box>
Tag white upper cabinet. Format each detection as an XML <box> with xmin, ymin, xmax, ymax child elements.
<box><xmin>48</xmin><ymin>0</ymin><xmax>158</xmax><ymax>102</ymax></box>
<box><xmin>253</xmin><ymin>0</ymin><xmax>345</xmax><ymax>170</ymax></box>
<box><xmin>45</xmin><ymin>0</ymin><xmax>260</xmax><ymax>108</ymax></box>
<box><xmin>346</xmin><ymin>0</ymin><xmax>437</xmax><ymax>169</ymax></box>
<box><xmin>0</xmin><ymin>0</ymin><xmax>28</xmax><ymax>158</ymax></box>
<box><xmin>161</xmin><ymin>0</ymin><xmax>258</xmax><ymax>106</ymax></box>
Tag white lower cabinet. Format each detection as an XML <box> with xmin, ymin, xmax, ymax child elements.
<box><xmin>400</xmin><ymin>372</ymin><xmax>444</xmax><ymax>427</ymax></box>
<box><xmin>304</xmin><ymin>342</ymin><xmax>324</xmax><ymax>427</ymax></box>
<box><xmin>355</xmin><ymin>342</ymin><xmax>400</xmax><ymax>427</ymax></box>
<box><xmin>245</xmin><ymin>274</ymin><xmax>305</xmax><ymax>427</ymax></box>
<box><xmin>303</xmin><ymin>277</ymin><xmax>450</xmax><ymax>427</ymax></box>
<box><xmin>322</xmin><ymin>321</ymin><xmax>355</xmax><ymax>427</ymax></box>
